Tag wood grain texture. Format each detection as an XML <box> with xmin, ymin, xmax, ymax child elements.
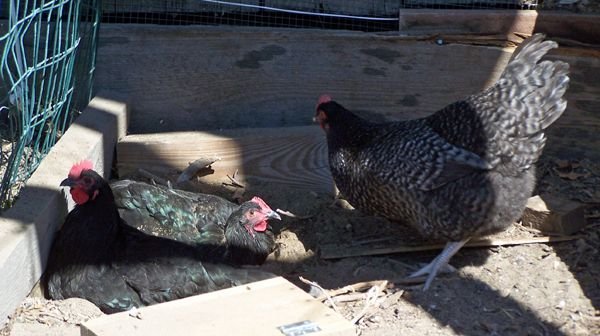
<box><xmin>523</xmin><ymin>194</ymin><xmax>587</xmax><ymax>235</ymax></box>
<box><xmin>398</xmin><ymin>10</ymin><xmax>600</xmax><ymax>45</ymax></box>
<box><xmin>81</xmin><ymin>277</ymin><xmax>354</xmax><ymax>336</ymax></box>
<box><xmin>117</xmin><ymin>126</ymin><xmax>335</xmax><ymax>193</ymax></box>
<box><xmin>95</xmin><ymin>25</ymin><xmax>513</xmax><ymax>133</ymax></box>
<box><xmin>96</xmin><ymin>25</ymin><xmax>600</xmax><ymax>161</ymax></box>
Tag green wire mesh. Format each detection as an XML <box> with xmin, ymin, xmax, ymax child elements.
<box><xmin>0</xmin><ymin>0</ymin><xmax>101</xmax><ymax>210</ymax></box>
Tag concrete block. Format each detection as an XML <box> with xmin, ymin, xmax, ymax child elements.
<box><xmin>0</xmin><ymin>92</ymin><xmax>129</xmax><ymax>326</ymax></box>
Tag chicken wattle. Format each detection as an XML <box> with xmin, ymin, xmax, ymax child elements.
<box><xmin>111</xmin><ymin>180</ymin><xmax>280</xmax><ymax>265</ymax></box>
<box><xmin>44</xmin><ymin>161</ymin><xmax>275</xmax><ymax>313</ymax></box>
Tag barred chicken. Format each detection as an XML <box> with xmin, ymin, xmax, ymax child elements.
<box><xmin>315</xmin><ymin>34</ymin><xmax>569</xmax><ymax>290</ymax></box>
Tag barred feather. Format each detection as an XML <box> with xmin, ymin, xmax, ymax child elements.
<box><xmin>317</xmin><ymin>34</ymin><xmax>569</xmax><ymax>241</ymax></box>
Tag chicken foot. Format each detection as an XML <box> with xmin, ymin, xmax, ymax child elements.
<box><xmin>409</xmin><ymin>238</ymin><xmax>470</xmax><ymax>291</ymax></box>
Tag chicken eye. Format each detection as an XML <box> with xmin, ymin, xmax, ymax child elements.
<box><xmin>82</xmin><ymin>177</ymin><xmax>93</xmax><ymax>185</ymax></box>
<box><xmin>249</xmin><ymin>210</ymin><xmax>255</xmax><ymax>216</ymax></box>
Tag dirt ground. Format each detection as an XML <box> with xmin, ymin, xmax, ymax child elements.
<box><xmin>250</xmin><ymin>155</ymin><xmax>600</xmax><ymax>336</ymax></box>
<box><xmin>1</xmin><ymin>155</ymin><xmax>599</xmax><ymax>336</ymax></box>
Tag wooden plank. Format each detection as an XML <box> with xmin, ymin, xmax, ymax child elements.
<box><xmin>320</xmin><ymin>235</ymin><xmax>584</xmax><ymax>260</ymax></box>
<box><xmin>81</xmin><ymin>277</ymin><xmax>355</xmax><ymax>336</ymax></box>
<box><xmin>0</xmin><ymin>92</ymin><xmax>128</xmax><ymax>326</ymax></box>
<box><xmin>398</xmin><ymin>9</ymin><xmax>600</xmax><ymax>45</ymax></box>
<box><xmin>399</xmin><ymin>9</ymin><xmax>538</xmax><ymax>37</ymax></box>
<box><xmin>116</xmin><ymin>126</ymin><xmax>335</xmax><ymax>194</ymax></box>
<box><xmin>522</xmin><ymin>195</ymin><xmax>588</xmax><ymax>235</ymax></box>
<box><xmin>95</xmin><ymin>25</ymin><xmax>514</xmax><ymax>133</ymax></box>
<box><xmin>97</xmin><ymin>25</ymin><xmax>600</xmax><ymax>162</ymax></box>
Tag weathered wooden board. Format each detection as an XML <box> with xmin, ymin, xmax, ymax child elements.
<box><xmin>117</xmin><ymin>126</ymin><xmax>335</xmax><ymax>193</ymax></box>
<box><xmin>95</xmin><ymin>25</ymin><xmax>514</xmax><ymax>133</ymax></box>
<box><xmin>0</xmin><ymin>92</ymin><xmax>128</xmax><ymax>326</ymax></box>
<box><xmin>320</xmin><ymin>235</ymin><xmax>584</xmax><ymax>260</ymax></box>
<box><xmin>399</xmin><ymin>9</ymin><xmax>537</xmax><ymax>37</ymax></box>
<box><xmin>81</xmin><ymin>277</ymin><xmax>355</xmax><ymax>336</ymax></box>
<box><xmin>522</xmin><ymin>194</ymin><xmax>588</xmax><ymax>235</ymax></box>
<box><xmin>97</xmin><ymin>25</ymin><xmax>600</xmax><ymax>161</ymax></box>
<box><xmin>398</xmin><ymin>10</ymin><xmax>600</xmax><ymax>45</ymax></box>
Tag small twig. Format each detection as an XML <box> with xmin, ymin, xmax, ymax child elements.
<box><xmin>299</xmin><ymin>276</ymin><xmax>340</xmax><ymax>314</ymax></box>
<box><xmin>36</xmin><ymin>311</ymin><xmax>64</xmax><ymax>322</ymax></box>
<box><xmin>223</xmin><ymin>169</ymin><xmax>245</xmax><ymax>188</ymax></box>
<box><xmin>276</xmin><ymin>208</ymin><xmax>315</xmax><ymax>220</ymax></box>
<box><xmin>176</xmin><ymin>157</ymin><xmax>219</xmax><ymax>184</ymax></box>
<box><xmin>350</xmin><ymin>286</ymin><xmax>381</xmax><ymax>325</ymax></box>
<box><xmin>137</xmin><ymin>168</ymin><xmax>170</xmax><ymax>186</ymax></box>
<box><xmin>333</xmin><ymin>291</ymin><xmax>386</xmax><ymax>304</ymax></box>
<box><xmin>317</xmin><ymin>280</ymin><xmax>388</xmax><ymax>301</ymax></box>
<box><xmin>500</xmin><ymin>308</ymin><xmax>515</xmax><ymax>320</ymax></box>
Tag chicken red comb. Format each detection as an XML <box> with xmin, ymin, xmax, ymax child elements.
<box><xmin>68</xmin><ymin>160</ymin><xmax>94</xmax><ymax>179</ymax></box>
<box><xmin>317</xmin><ymin>94</ymin><xmax>332</xmax><ymax>108</ymax></box>
<box><xmin>251</xmin><ymin>196</ymin><xmax>272</xmax><ymax>211</ymax></box>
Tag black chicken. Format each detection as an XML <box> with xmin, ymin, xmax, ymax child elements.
<box><xmin>315</xmin><ymin>34</ymin><xmax>569</xmax><ymax>290</ymax></box>
<box><xmin>44</xmin><ymin>161</ymin><xmax>274</xmax><ymax>313</ymax></box>
<box><xmin>110</xmin><ymin>180</ymin><xmax>280</xmax><ymax>265</ymax></box>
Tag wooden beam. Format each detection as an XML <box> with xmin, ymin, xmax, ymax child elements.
<box><xmin>97</xmin><ymin>25</ymin><xmax>600</xmax><ymax>162</ymax></box>
<box><xmin>81</xmin><ymin>277</ymin><xmax>355</xmax><ymax>336</ymax></box>
<box><xmin>398</xmin><ymin>9</ymin><xmax>600</xmax><ymax>45</ymax></box>
<box><xmin>522</xmin><ymin>194</ymin><xmax>588</xmax><ymax>235</ymax></box>
<box><xmin>399</xmin><ymin>9</ymin><xmax>537</xmax><ymax>37</ymax></box>
<box><xmin>96</xmin><ymin>25</ymin><xmax>515</xmax><ymax>134</ymax></box>
<box><xmin>0</xmin><ymin>92</ymin><xmax>129</xmax><ymax>326</ymax></box>
<box><xmin>116</xmin><ymin>126</ymin><xmax>336</xmax><ymax>194</ymax></box>
<box><xmin>320</xmin><ymin>235</ymin><xmax>584</xmax><ymax>260</ymax></box>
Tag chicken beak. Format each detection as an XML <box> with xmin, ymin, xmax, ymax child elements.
<box><xmin>266</xmin><ymin>210</ymin><xmax>281</xmax><ymax>220</ymax></box>
<box><xmin>60</xmin><ymin>178</ymin><xmax>75</xmax><ymax>187</ymax></box>
<box><xmin>313</xmin><ymin>108</ymin><xmax>322</xmax><ymax>124</ymax></box>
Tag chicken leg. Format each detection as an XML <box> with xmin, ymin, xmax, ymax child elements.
<box><xmin>409</xmin><ymin>238</ymin><xmax>470</xmax><ymax>291</ymax></box>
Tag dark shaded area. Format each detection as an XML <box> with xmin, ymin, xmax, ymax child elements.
<box><xmin>360</xmin><ymin>48</ymin><xmax>405</xmax><ymax>64</ymax></box>
<box><xmin>235</xmin><ymin>45</ymin><xmax>287</xmax><ymax>69</ymax></box>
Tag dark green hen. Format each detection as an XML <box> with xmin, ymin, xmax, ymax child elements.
<box><xmin>315</xmin><ymin>34</ymin><xmax>569</xmax><ymax>290</ymax></box>
<box><xmin>44</xmin><ymin>161</ymin><xmax>275</xmax><ymax>313</ymax></box>
<box><xmin>111</xmin><ymin>180</ymin><xmax>280</xmax><ymax>265</ymax></box>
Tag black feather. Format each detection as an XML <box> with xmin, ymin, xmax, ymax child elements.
<box><xmin>44</xmin><ymin>169</ymin><xmax>274</xmax><ymax>313</ymax></box>
<box><xmin>111</xmin><ymin>180</ymin><xmax>276</xmax><ymax>265</ymax></box>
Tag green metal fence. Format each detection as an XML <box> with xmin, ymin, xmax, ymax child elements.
<box><xmin>0</xmin><ymin>0</ymin><xmax>101</xmax><ymax>209</ymax></box>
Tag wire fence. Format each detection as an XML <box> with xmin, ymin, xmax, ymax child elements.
<box><xmin>99</xmin><ymin>0</ymin><xmax>540</xmax><ymax>31</ymax></box>
<box><xmin>0</xmin><ymin>0</ymin><xmax>101</xmax><ymax>209</ymax></box>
